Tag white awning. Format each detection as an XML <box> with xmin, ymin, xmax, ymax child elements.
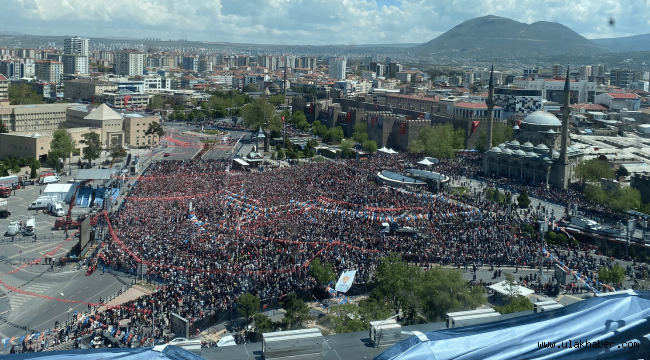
<box><xmin>488</xmin><ymin>280</ymin><xmax>535</xmax><ymax>297</ymax></box>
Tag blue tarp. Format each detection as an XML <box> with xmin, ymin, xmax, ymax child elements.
<box><xmin>375</xmin><ymin>291</ymin><xmax>650</xmax><ymax>360</ymax></box>
<box><xmin>4</xmin><ymin>345</ymin><xmax>203</xmax><ymax>359</ymax></box>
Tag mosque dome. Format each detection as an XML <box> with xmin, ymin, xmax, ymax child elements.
<box><xmin>523</xmin><ymin>111</ymin><xmax>562</xmax><ymax>127</ymax></box>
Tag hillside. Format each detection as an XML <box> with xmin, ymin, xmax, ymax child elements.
<box><xmin>414</xmin><ymin>15</ymin><xmax>608</xmax><ymax>57</ymax></box>
<box><xmin>591</xmin><ymin>34</ymin><xmax>650</xmax><ymax>53</ymax></box>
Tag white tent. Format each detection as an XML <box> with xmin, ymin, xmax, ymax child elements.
<box><xmin>488</xmin><ymin>280</ymin><xmax>535</xmax><ymax>297</ymax></box>
<box><xmin>43</xmin><ymin>183</ymin><xmax>75</xmax><ymax>203</ymax></box>
<box><xmin>417</xmin><ymin>159</ymin><xmax>435</xmax><ymax>166</ymax></box>
<box><xmin>378</xmin><ymin>147</ymin><xmax>392</xmax><ymax>154</ymax></box>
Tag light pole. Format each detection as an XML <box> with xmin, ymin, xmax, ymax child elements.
<box><xmin>539</xmin><ymin>219</ymin><xmax>548</xmax><ymax>285</ymax></box>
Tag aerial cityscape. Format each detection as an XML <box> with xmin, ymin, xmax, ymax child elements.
<box><xmin>0</xmin><ymin>1</ymin><xmax>650</xmax><ymax>358</ymax></box>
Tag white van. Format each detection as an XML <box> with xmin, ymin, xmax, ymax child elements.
<box><xmin>28</xmin><ymin>197</ymin><xmax>55</xmax><ymax>210</ymax></box>
<box><xmin>24</xmin><ymin>218</ymin><xmax>35</xmax><ymax>236</ymax></box>
<box><xmin>48</xmin><ymin>202</ymin><xmax>65</xmax><ymax>217</ymax></box>
<box><xmin>41</xmin><ymin>176</ymin><xmax>59</xmax><ymax>185</ymax></box>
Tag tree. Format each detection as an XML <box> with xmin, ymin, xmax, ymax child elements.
<box><xmin>290</xmin><ymin>111</ymin><xmax>310</xmax><ymax>131</ymax></box>
<box><xmin>149</xmin><ymin>94</ymin><xmax>164</xmax><ymax>109</ymax></box>
<box><xmin>517</xmin><ymin>188</ymin><xmax>531</xmax><ymax>208</ymax></box>
<box><xmin>268</xmin><ymin>94</ymin><xmax>285</xmax><ymax>107</ymax></box>
<box><xmin>238</xmin><ymin>293</ymin><xmax>261</xmax><ymax>323</ymax></box>
<box><xmin>608</xmin><ymin>187</ymin><xmax>642</xmax><ymax>213</ymax></box>
<box><xmin>327</xmin><ymin>303</ymin><xmax>369</xmax><ymax>334</ymax></box>
<box><xmin>8</xmin><ymin>83</ymin><xmax>43</xmax><ymax>105</ymax></box>
<box><xmin>80</xmin><ymin>132</ymin><xmax>102</xmax><ymax>163</ymax></box>
<box><xmin>280</xmin><ymin>293</ymin><xmax>311</xmax><ymax>330</ymax></box>
<box><xmin>0</xmin><ymin>123</ymin><xmax>7</xmax><ymax>133</ymax></box>
<box><xmin>277</xmin><ymin>149</ymin><xmax>286</xmax><ymax>160</ymax></box>
<box><xmin>339</xmin><ymin>139</ymin><xmax>355</xmax><ymax>158</ymax></box>
<box><xmin>268</xmin><ymin>114</ymin><xmax>283</xmax><ymax>135</ymax></box>
<box><xmin>48</xmin><ymin>129</ymin><xmax>75</xmax><ymax>170</ymax></box>
<box><xmin>309</xmin><ymin>258</ymin><xmax>337</xmax><ymax>285</ymax></box>
<box><xmin>311</xmin><ymin>120</ymin><xmax>328</xmax><ymax>138</ymax></box>
<box><xmin>372</xmin><ymin>253</ymin><xmax>422</xmax><ymax>316</ymax></box>
<box><xmin>243</xmin><ymin>83</ymin><xmax>259</xmax><ymax>92</ymax></box>
<box><xmin>598</xmin><ymin>263</ymin><xmax>626</xmax><ymax>287</ymax></box>
<box><xmin>576</xmin><ymin>159</ymin><xmax>614</xmax><ymax>183</ymax></box>
<box><xmin>358</xmin><ymin>295</ymin><xmax>391</xmax><ymax>323</ymax></box>
<box><xmin>353</xmin><ymin>122</ymin><xmax>368</xmax><ymax>144</ymax></box>
<box><xmin>474</xmin><ymin>121</ymin><xmax>514</xmax><ymax>151</ymax></box>
<box><xmin>30</xmin><ymin>164</ymin><xmax>37</xmax><ymax>179</ymax></box>
<box><xmin>323</xmin><ymin>126</ymin><xmax>344</xmax><ymax>143</ymax></box>
<box><xmin>145</xmin><ymin>121</ymin><xmax>165</xmax><ymax>138</ymax></box>
<box><xmin>494</xmin><ymin>295</ymin><xmax>534</xmax><ymax>314</ymax></box>
<box><xmin>362</xmin><ymin>140</ymin><xmax>378</xmax><ymax>153</ymax></box>
<box><xmin>109</xmin><ymin>139</ymin><xmax>127</xmax><ymax>161</ymax></box>
<box><xmin>409</xmin><ymin>123</ymin><xmax>464</xmax><ymax>159</ymax></box>
<box><xmin>253</xmin><ymin>313</ymin><xmax>273</xmax><ymax>334</ymax></box>
<box><xmin>241</xmin><ymin>97</ymin><xmax>276</xmax><ymax>129</ymax></box>
<box><xmin>416</xmin><ymin>266</ymin><xmax>486</xmax><ymax>322</ymax></box>
<box><xmin>96</xmin><ymin>63</ymin><xmax>110</xmax><ymax>73</ymax></box>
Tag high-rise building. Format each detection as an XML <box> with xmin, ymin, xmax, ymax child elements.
<box><xmin>35</xmin><ymin>60</ymin><xmax>63</xmax><ymax>83</ymax></box>
<box><xmin>182</xmin><ymin>56</ymin><xmax>198</xmax><ymax>72</ymax></box>
<box><xmin>197</xmin><ymin>59</ymin><xmax>212</xmax><ymax>73</ymax></box>
<box><xmin>330</xmin><ymin>58</ymin><xmax>346</xmax><ymax>80</ymax></box>
<box><xmin>0</xmin><ymin>59</ymin><xmax>24</xmax><ymax>80</ymax></box>
<box><xmin>114</xmin><ymin>50</ymin><xmax>145</xmax><ymax>76</ymax></box>
<box><xmin>62</xmin><ymin>36</ymin><xmax>89</xmax><ymax>75</ymax></box>
<box><xmin>64</xmin><ymin>37</ymin><xmax>89</xmax><ymax>56</ymax></box>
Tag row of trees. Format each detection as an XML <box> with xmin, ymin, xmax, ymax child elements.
<box><xmin>408</xmin><ymin>123</ymin><xmax>465</xmax><ymax>159</ymax></box>
<box><xmin>8</xmin><ymin>83</ymin><xmax>43</xmax><ymax>106</ymax></box>
<box><xmin>0</xmin><ymin>156</ymin><xmax>41</xmax><ymax>177</ymax></box>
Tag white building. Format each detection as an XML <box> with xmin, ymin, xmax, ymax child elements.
<box><xmin>62</xmin><ymin>54</ymin><xmax>89</xmax><ymax>75</ymax></box>
<box><xmin>513</xmin><ymin>78</ymin><xmax>597</xmax><ymax>104</ymax></box>
<box><xmin>35</xmin><ymin>60</ymin><xmax>63</xmax><ymax>83</ymax></box>
<box><xmin>330</xmin><ymin>58</ymin><xmax>346</xmax><ymax>80</ymax></box>
<box><xmin>114</xmin><ymin>50</ymin><xmax>145</xmax><ymax>76</ymax></box>
<box><xmin>64</xmin><ymin>37</ymin><xmax>89</xmax><ymax>57</ymax></box>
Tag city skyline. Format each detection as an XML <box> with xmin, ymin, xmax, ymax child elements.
<box><xmin>0</xmin><ymin>0</ymin><xmax>648</xmax><ymax>46</ymax></box>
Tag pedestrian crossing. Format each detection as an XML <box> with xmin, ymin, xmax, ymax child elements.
<box><xmin>9</xmin><ymin>283</ymin><xmax>53</xmax><ymax>308</ymax></box>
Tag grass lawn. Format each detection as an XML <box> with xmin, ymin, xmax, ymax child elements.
<box><xmin>452</xmin><ymin>187</ymin><xmax>469</xmax><ymax>196</ymax></box>
<box><xmin>204</xmin><ymin>130</ymin><xmax>225</xmax><ymax>135</ymax></box>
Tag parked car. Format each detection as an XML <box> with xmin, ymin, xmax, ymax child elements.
<box><xmin>163</xmin><ymin>153</ymin><xmax>171</xmax><ymax>157</ymax></box>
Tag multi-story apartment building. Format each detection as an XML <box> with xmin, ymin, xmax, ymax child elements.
<box><xmin>35</xmin><ymin>60</ymin><xmax>63</xmax><ymax>83</ymax></box>
<box><xmin>330</xmin><ymin>58</ymin><xmax>346</xmax><ymax>80</ymax></box>
<box><xmin>64</xmin><ymin>79</ymin><xmax>118</xmax><ymax>101</ymax></box>
<box><xmin>114</xmin><ymin>50</ymin><xmax>145</xmax><ymax>76</ymax></box>
<box><xmin>182</xmin><ymin>56</ymin><xmax>198</xmax><ymax>72</ymax></box>
<box><xmin>493</xmin><ymin>87</ymin><xmax>543</xmax><ymax>118</ymax></box>
<box><xmin>0</xmin><ymin>74</ymin><xmax>8</xmax><ymax>99</ymax></box>
<box><xmin>197</xmin><ymin>59</ymin><xmax>212</xmax><ymax>73</ymax></box>
<box><xmin>0</xmin><ymin>59</ymin><xmax>24</xmax><ymax>80</ymax></box>
<box><xmin>513</xmin><ymin>78</ymin><xmax>597</xmax><ymax>104</ymax></box>
<box><xmin>610</xmin><ymin>69</ymin><xmax>636</xmax><ymax>88</ymax></box>
<box><xmin>62</xmin><ymin>54</ymin><xmax>89</xmax><ymax>75</ymax></box>
<box><xmin>64</xmin><ymin>37</ymin><xmax>89</xmax><ymax>57</ymax></box>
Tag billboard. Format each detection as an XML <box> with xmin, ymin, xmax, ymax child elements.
<box><xmin>170</xmin><ymin>313</ymin><xmax>190</xmax><ymax>338</ymax></box>
<box><xmin>80</xmin><ymin>216</ymin><xmax>91</xmax><ymax>251</ymax></box>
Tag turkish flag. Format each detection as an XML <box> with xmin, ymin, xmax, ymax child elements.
<box><xmin>471</xmin><ymin>121</ymin><xmax>480</xmax><ymax>133</ymax></box>
<box><xmin>309</xmin><ymin>106</ymin><xmax>313</xmax><ymax>114</ymax></box>
<box><xmin>399</xmin><ymin>123</ymin><xmax>406</xmax><ymax>135</ymax></box>
<box><xmin>346</xmin><ymin>113</ymin><xmax>351</xmax><ymax>122</ymax></box>
<box><xmin>516</xmin><ymin>120</ymin><xmax>522</xmax><ymax>127</ymax></box>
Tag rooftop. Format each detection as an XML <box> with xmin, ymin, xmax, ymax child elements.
<box><xmin>608</xmin><ymin>93</ymin><xmax>640</xmax><ymax>99</ymax></box>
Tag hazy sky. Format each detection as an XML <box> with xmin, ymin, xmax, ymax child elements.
<box><xmin>1</xmin><ymin>0</ymin><xmax>648</xmax><ymax>44</ymax></box>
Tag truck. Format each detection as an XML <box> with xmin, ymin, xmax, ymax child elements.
<box><xmin>23</xmin><ymin>217</ymin><xmax>35</xmax><ymax>236</ymax></box>
<box><xmin>570</xmin><ymin>217</ymin><xmax>602</xmax><ymax>231</ymax></box>
<box><xmin>380</xmin><ymin>222</ymin><xmax>420</xmax><ymax>235</ymax></box>
<box><xmin>0</xmin><ymin>175</ymin><xmax>18</xmax><ymax>189</ymax></box>
<box><xmin>0</xmin><ymin>199</ymin><xmax>10</xmax><ymax>218</ymax></box>
<box><xmin>6</xmin><ymin>221</ymin><xmax>20</xmax><ymax>236</ymax></box>
<box><xmin>47</xmin><ymin>202</ymin><xmax>65</xmax><ymax>217</ymax></box>
<box><xmin>40</xmin><ymin>176</ymin><xmax>60</xmax><ymax>185</ymax></box>
<box><xmin>0</xmin><ymin>186</ymin><xmax>11</xmax><ymax>198</ymax></box>
<box><xmin>28</xmin><ymin>196</ymin><xmax>55</xmax><ymax>210</ymax></box>
<box><xmin>18</xmin><ymin>175</ymin><xmax>34</xmax><ymax>186</ymax></box>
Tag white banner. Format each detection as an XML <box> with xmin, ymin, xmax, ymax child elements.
<box><xmin>335</xmin><ymin>270</ymin><xmax>357</xmax><ymax>293</ymax></box>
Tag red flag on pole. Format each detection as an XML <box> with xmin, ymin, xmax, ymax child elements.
<box><xmin>281</xmin><ymin>116</ymin><xmax>285</xmax><ymax>122</ymax></box>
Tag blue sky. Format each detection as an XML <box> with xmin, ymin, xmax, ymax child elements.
<box><xmin>0</xmin><ymin>0</ymin><xmax>648</xmax><ymax>45</ymax></box>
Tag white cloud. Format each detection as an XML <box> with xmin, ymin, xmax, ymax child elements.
<box><xmin>0</xmin><ymin>0</ymin><xmax>648</xmax><ymax>44</ymax></box>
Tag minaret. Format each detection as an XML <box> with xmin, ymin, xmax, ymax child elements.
<box><xmin>559</xmin><ymin>66</ymin><xmax>570</xmax><ymax>165</ymax></box>
<box><xmin>484</xmin><ymin>64</ymin><xmax>494</xmax><ymax>152</ymax></box>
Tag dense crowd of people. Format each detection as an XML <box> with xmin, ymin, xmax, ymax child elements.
<box><xmin>95</xmin><ymin>154</ymin><xmax>557</xmax><ymax>338</ymax></box>
<box><xmin>89</xmin><ymin>149</ymin><xmax>643</xmax><ymax>345</ymax></box>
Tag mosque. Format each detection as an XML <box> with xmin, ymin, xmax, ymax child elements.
<box><xmin>482</xmin><ymin>67</ymin><xmax>584</xmax><ymax>189</ymax></box>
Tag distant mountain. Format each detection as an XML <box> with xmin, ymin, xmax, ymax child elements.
<box><xmin>413</xmin><ymin>15</ymin><xmax>608</xmax><ymax>57</ymax></box>
<box><xmin>590</xmin><ymin>34</ymin><xmax>650</xmax><ymax>53</ymax></box>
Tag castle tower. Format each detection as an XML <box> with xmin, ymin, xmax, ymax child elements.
<box><xmin>485</xmin><ymin>64</ymin><xmax>495</xmax><ymax>152</ymax></box>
